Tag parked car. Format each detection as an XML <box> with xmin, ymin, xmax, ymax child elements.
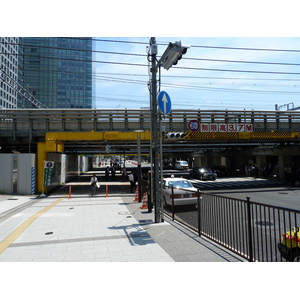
<box><xmin>162</xmin><ymin>177</ymin><xmax>198</xmax><ymax>207</ymax></box>
<box><xmin>277</xmin><ymin>226</ymin><xmax>300</xmax><ymax>262</ymax></box>
<box><xmin>285</xmin><ymin>171</ymin><xmax>300</xmax><ymax>187</ymax></box>
<box><xmin>209</xmin><ymin>166</ymin><xmax>228</xmax><ymax>177</ymax></box>
<box><xmin>190</xmin><ymin>167</ymin><xmax>217</xmax><ymax>181</ymax></box>
<box><xmin>174</xmin><ymin>160</ymin><xmax>189</xmax><ymax>170</ymax></box>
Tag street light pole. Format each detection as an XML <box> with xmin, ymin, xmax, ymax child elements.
<box><xmin>148</xmin><ymin>37</ymin><xmax>189</xmax><ymax>223</ymax></box>
<box><xmin>149</xmin><ymin>37</ymin><xmax>161</xmax><ymax>223</ymax></box>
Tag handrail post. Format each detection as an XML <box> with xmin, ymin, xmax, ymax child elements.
<box><xmin>171</xmin><ymin>186</ymin><xmax>175</xmax><ymax>221</ymax></box>
<box><xmin>197</xmin><ymin>189</ymin><xmax>202</xmax><ymax>236</ymax></box>
<box><xmin>246</xmin><ymin>196</ymin><xmax>253</xmax><ymax>262</ymax></box>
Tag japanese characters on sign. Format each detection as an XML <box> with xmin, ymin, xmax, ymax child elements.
<box><xmin>194</xmin><ymin>123</ymin><xmax>253</xmax><ymax>132</ymax></box>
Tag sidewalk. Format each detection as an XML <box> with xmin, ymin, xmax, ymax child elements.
<box><xmin>0</xmin><ymin>188</ymin><xmax>246</xmax><ymax>262</ymax></box>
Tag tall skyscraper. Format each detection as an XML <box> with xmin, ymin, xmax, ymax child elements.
<box><xmin>0</xmin><ymin>37</ymin><xmax>19</xmax><ymax>109</ymax></box>
<box><xmin>20</xmin><ymin>37</ymin><xmax>93</xmax><ymax>108</ymax></box>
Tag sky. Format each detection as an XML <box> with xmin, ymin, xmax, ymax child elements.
<box><xmin>5</xmin><ymin>1</ymin><xmax>300</xmax><ymax>113</ymax></box>
<box><xmin>92</xmin><ymin>37</ymin><xmax>300</xmax><ymax>111</ymax></box>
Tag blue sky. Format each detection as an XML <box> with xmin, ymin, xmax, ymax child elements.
<box><xmin>92</xmin><ymin>37</ymin><xmax>300</xmax><ymax>111</ymax></box>
<box><xmin>5</xmin><ymin>1</ymin><xmax>300</xmax><ymax>111</ymax></box>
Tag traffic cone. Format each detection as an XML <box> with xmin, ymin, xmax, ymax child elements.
<box><xmin>140</xmin><ymin>193</ymin><xmax>148</xmax><ymax>209</ymax></box>
<box><xmin>134</xmin><ymin>187</ymin><xmax>139</xmax><ymax>202</ymax></box>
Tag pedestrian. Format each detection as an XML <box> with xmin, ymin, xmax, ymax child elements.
<box><xmin>105</xmin><ymin>166</ymin><xmax>110</xmax><ymax>181</ymax></box>
<box><xmin>252</xmin><ymin>163</ymin><xmax>259</xmax><ymax>178</ymax></box>
<box><xmin>90</xmin><ymin>174</ymin><xmax>98</xmax><ymax>197</ymax></box>
<box><xmin>111</xmin><ymin>166</ymin><xmax>116</xmax><ymax>181</ymax></box>
<box><xmin>128</xmin><ymin>171</ymin><xmax>135</xmax><ymax>193</ymax></box>
<box><xmin>122</xmin><ymin>166</ymin><xmax>127</xmax><ymax>181</ymax></box>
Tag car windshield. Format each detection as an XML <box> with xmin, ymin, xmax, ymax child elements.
<box><xmin>167</xmin><ymin>180</ymin><xmax>193</xmax><ymax>189</ymax></box>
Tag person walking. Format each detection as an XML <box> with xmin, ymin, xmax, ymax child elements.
<box><xmin>90</xmin><ymin>174</ymin><xmax>98</xmax><ymax>197</ymax></box>
<box><xmin>128</xmin><ymin>172</ymin><xmax>135</xmax><ymax>193</ymax></box>
<box><xmin>111</xmin><ymin>166</ymin><xmax>116</xmax><ymax>181</ymax></box>
<box><xmin>105</xmin><ymin>166</ymin><xmax>110</xmax><ymax>181</ymax></box>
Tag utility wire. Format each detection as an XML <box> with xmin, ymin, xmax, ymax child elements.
<box><xmin>6</xmin><ymin>52</ymin><xmax>300</xmax><ymax>76</ymax></box>
<box><xmin>3</xmin><ymin>41</ymin><xmax>300</xmax><ymax>67</ymax></box>
<box><xmin>70</xmin><ymin>37</ymin><xmax>300</xmax><ymax>53</ymax></box>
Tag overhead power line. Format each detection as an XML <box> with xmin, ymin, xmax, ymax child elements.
<box><xmin>190</xmin><ymin>44</ymin><xmax>300</xmax><ymax>53</ymax></box>
<box><xmin>76</xmin><ymin>37</ymin><xmax>300</xmax><ymax>53</ymax></box>
<box><xmin>3</xmin><ymin>41</ymin><xmax>300</xmax><ymax>67</ymax></box>
<box><xmin>3</xmin><ymin>52</ymin><xmax>300</xmax><ymax>76</ymax></box>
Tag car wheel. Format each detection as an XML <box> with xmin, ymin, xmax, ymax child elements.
<box><xmin>294</xmin><ymin>179</ymin><xmax>300</xmax><ymax>187</ymax></box>
<box><xmin>292</xmin><ymin>250</ymin><xmax>300</xmax><ymax>262</ymax></box>
<box><xmin>294</xmin><ymin>255</ymin><xmax>300</xmax><ymax>262</ymax></box>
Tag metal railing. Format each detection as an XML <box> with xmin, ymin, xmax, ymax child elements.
<box><xmin>165</xmin><ymin>187</ymin><xmax>300</xmax><ymax>262</ymax></box>
<box><xmin>1</xmin><ymin>109</ymin><xmax>300</xmax><ymax>137</ymax></box>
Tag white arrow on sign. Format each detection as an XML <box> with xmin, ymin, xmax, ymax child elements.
<box><xmin>162</xmin><ymin>93</ymin><xmax>168</xmax><ymax>113</ymax></box>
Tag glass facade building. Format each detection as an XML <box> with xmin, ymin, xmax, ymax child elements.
<box><xmin>0</xmin><ymin>37</ymin><xmax>19</xmax><ymax>109</ymax></box>
<box><xmin>20</xmin><ymin>37</ymin><xmax>93</xmax><ymax>108</ymax></box>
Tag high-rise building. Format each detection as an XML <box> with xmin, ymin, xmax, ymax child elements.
<box><xmin>20</xmin><ymin>37</ymin><xmax>93</xmax><ymax>108</ymax></box>
<box><xmin>0</xmin><ymin>37</ymin><xmax>19</xmax><ymax>109</ymax></box>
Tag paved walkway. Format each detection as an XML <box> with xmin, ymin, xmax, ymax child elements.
<box><xmin>0</xmin><ymin>187</ymin><xmax>246</xmax><ymax>262</ymax></box>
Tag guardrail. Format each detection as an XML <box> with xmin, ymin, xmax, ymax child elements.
<box><xmin>1</xmin><ymin>109</ymin><xmax>300</xmax><ymax>137</ymax></box>
<box><xmin>165</xmin><ymin>187</ymin><xmax>300</xmax><ymax>262</ymax></box>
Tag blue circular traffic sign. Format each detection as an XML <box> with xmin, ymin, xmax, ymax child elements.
<box><xmin>188</xmin><ymin>120</ymin><xmax>200</xmax><ymax>131</ymax></box>
<box><xmin>158</xmin><ymin>91</ymin><xmax>171</xmax><ymax>114</ymax></box>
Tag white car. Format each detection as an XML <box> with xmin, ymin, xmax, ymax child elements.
<box><xmin>162</xmin><ymin>177</ymin><xmax>199</xmax><ymax>207</ymax></box>
<box><xmin>174</xmin><ymin>160</ymin><xmax>189</xmax><ymax>170</ymax></box>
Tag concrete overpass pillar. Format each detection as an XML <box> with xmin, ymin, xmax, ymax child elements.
<box><xmin>255</xmin><ymin>156</ymin><xmax>263</xmax><ymax>177</ymax></box>
<box><xmin>37</xmin><ymin>140</ymin><xmax>64</xmax><ymax>194</ymax></box>
<box><xmin>278</xmin><ymin>155</ymin><xmax>285</xmax><ymax>179</ymax></box>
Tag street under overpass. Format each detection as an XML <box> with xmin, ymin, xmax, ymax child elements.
<box><xmin>1</xmin><ymin>108</ymin><xmax>300</xmax><ymax>193</ymax></box>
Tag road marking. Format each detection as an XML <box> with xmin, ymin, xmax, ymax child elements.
<box><xmin>0</xmin><ymin>195</ymin><xmax>67</xmax><ymax>254</ymax></box>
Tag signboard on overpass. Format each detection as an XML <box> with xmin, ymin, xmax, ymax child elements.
<box><xmin>189</xmin><ymin>123</ymin><xmax>253</xmax><ymax>132</ymax></box>
<box><xmin>188</xmin><ymin>120</ymin><xmax>200</xmax><ymax>131</ymax></box>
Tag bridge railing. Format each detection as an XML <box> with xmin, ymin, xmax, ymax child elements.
<box><xmin>1</xmin><ymin>109</ymin><xmax>300</xmax><ymax>136</ymax></box>
<box><xmin>165</xmin><ymin>188</ymin><xmax>300</xmax><ymax>262</ymax></box>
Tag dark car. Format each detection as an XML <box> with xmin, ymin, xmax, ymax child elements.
<box><xmin>190</xmin><ymin>167</ymin><xmax>217</xmax><ymax>181</ymax></box>
<box><xmin>285</xmin><ymin>171</ymin><xmax>300</xmax><ymax>187</ymax></box>
<box><xmin>209</xmin><ymin>166</ymin><xmax>228</xmax><ymax>177</ymax></box>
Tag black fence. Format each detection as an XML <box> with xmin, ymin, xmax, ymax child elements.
<box><xmin>165</xmin><ymin>187</ymin><xmax>300</xmax><ymax>262</ymax></box>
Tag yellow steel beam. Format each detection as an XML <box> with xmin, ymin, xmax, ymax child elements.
<box><xmin>45</xmin><ymin>131</ymin><xmax>151</xmax><ymax>141</ymax></box>
<box><xmin>45</xmin><ymin>130</ymin><xmax>299</xmax><ymax>142</ymax></box>
<box><xmin>37</xmin><ymin>142</ymin><xmax>47</xmax><ymax>194</ymax></box>
<box><xmin>184</xmin><ymin>131</ymin><xmax>300</xmax><ymax>140</ymax></box>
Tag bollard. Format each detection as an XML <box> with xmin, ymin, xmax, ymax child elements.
<box><xmin>106</xmin><ymin>185</ymin><xmax>108</xmax><ymax>198</ymax></box>
<box><xmin>68</xmin><ymin>185</ymin><xmax>72</xmax><ymax>199</ymax></box>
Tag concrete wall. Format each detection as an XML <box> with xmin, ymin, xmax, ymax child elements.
<box><xmin>0</xmin><ymin>153</ymin><xmax>90</xmax><ymax>195</ymax></box>
<box><xmin>0</xmin><ymin>154</ymin><xmax>35</xmax><ymax>194</ymax></box>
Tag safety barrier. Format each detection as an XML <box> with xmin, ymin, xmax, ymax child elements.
<box><xmin>165</xmin><ymin>186</ymin><xmax>300</xmax><ymax>262</ymax></box>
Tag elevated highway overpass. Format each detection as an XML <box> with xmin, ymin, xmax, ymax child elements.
<box><xmin>1</xmin><ymin>108</ymin><xmax>300</xmax><ymax>153</ymax></box>
<box><xmin>1</xmin><ymin>109</ymin><xmax>300</xmax><ymax>193</ymax></box>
